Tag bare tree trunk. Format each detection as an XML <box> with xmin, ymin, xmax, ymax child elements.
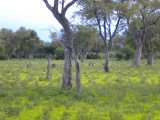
<box><xmin>63</xmin><ymin>47</ymin><xmax>72</xmax><ymax>88</ymax></box>
<box><xmin>147</xmin><ymin>50</ymin><xmax>154</xmax><ymax>66</ymax></box>
<box><xmin>133</xmin><ymin>44</ymin><xmax>143</xmax><ymax>66</ymax></box>
<box><xmin>75</xmin><ymin>53</ymin><xmax>81</xmax><ymax>94</ymax></box>
<box><xmin>104</xmin><ymin>48</ymin><xmax>110</xmax><ymax>72</ymax></box>
<box><xmin>47</xmin><ymin>55</ymin><xmax>51</xmax><ymax>79</ymax></box>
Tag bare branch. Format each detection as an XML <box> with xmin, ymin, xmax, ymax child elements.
<box><xmin>111</xmin><ymin>17</ymin><xmax>122</xmax><ymax>39</ymax></box>
<box><xmin>61</xmin><ymin>0</ymin><xmax>78</xmax><ymax>15</ymax></box>
<box><xmin>61</xmin><ymin>0</ymin><xmax>65</xmax><ymax>13</ymax></box>
<box><xmin>43</xmin><ymin>0</ymin><xmax>53</xmax><ymax>12</ymax></box>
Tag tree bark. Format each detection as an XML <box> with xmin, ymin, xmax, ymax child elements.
<box><xmin>147</xmin><ymin>50</ymin><xmax>154</xmax><ymax>66</ymax></box>
<box><xmin>104</xmin><ymin>48</ymin><xmax>110</xmax><ymax>72</ymax></box>
<box><xmin>62</xmin><ymin>22</ymin><xmax>74</xmax><ymax>89</ymax></box>
<box><xmin>75</xmin><ymin>53</ymin><xmax>81</xmax><ymax>94</ymax></box>
<box><xmin>47</xmin><ymin>55</ymin><xmax>51</xmax><ymax>79</ymax></box>
<box><xmin>133</xmin><ymin>44</ymin><xmax>143</xmax><ymax>66</ymax></box>
<box><xmin>63</xmin><ymin>47</ymin><xmax>72</xmax><ymax>88</ymax></box>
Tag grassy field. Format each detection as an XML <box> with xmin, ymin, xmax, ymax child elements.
<box><xmin>0</xmin><ymin>59</ymin><xmax>160</xmax><ymax>120</ymax></box>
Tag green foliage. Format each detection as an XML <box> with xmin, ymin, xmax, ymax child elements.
<box><xmin>116</xmin><ymin>52</ymin><xmax>125</xmax><ymax>60</ymax></box>
<box><xmin>87</xmin><ymin>52</ymin><xmax>97</xmax><ymax>59</ymax></box>
<box><xmin>55</xmin><ymin>48</ymin><xmax>64</xmax><ymax>60</ymax></box>
<box><xmin>121</xmin><ymin>46</ymin><xmax>135</xmax><ymax>60</ymax></box>
<box><xmin>0</xmin><ymin>27</ymin><xmax>42</xmax><ymax>59</ymax></box>
<box><xmin>0</xmin><ymin>45</ymin><xmax>7</xmax><ymax>60</ymax></box>
<box><xmin>116</xmin><ymin>46</ymin><xmax>135</xmax><ymax>60</ymax></box>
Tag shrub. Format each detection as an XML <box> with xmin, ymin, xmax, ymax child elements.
<box><xmin>55</xmin><ymin>48</ymin><xmax>64</xmax><ymax>60</ymax></box>
<box><xmin>116</xmin><ymin>46</ymin><xmax>135</xmax><ymax>60</ymax></box>
<box><xmin>87</xmin><ymin>52</ymin><xmax>97</xmax><ymax>59</ymax></box>
<box><xmin>0</xmin><ymin>45</ymin><xmax>7</xmax><ymax>60</ymax></box>
<box><xmin>121</xmin><ymin>46</ymin><xmax>135</xmax><ymax>60</ymax></box>
<box><xmin>97</xmin><ymin>53</ymin><xmax>105</xmax><ymax>59</ymax></box>
<box><xmin>116</xmin><ymin>52</ymin><xmax>125</xmax><ymax>60</ymax></box>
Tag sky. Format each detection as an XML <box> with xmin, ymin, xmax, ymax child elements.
<box><xmin>0</xmin><ymin>0</ymin><xmax>76</xmax><ymax>42</ymax></box>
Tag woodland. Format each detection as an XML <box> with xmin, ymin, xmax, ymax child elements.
<box><xmin>0</xmin><ymin>0</ymin><xmax>160</xmax><ymax>119</ymax></box>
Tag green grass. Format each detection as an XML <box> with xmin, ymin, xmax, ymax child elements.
<box><xmin>0</xmin><ymin>59</ymin><xmax>160</xmax><ymax>120</ymax></box>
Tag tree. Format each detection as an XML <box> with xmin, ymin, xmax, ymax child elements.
<box><xmin>73</xmin><ymin>25</ymin><xmax>98</xmax><ymax>93</ymax></box>
<box><xmin>43</xmin><ymin>0</ymin><xmax>78</xmax><ymax>89</ymax></box>
<box><xmin>15</xmin><ymin>27</ymin><xmax>42</xmax><ymax>59</ymax></box>
<box><xmin>25</xmin><ymin>30</ymin><xmax>42</xmax><ymax>58</ymax></box>
<box><xmin>145</xmin><ymin>16</ymin><xmax>160</xmax><ymax>65</ymax></box>
<box><xmin>0</xmin><ymin>28</ymin><xmax>16</xmax><ymax>59</ymax></box>
<box><xmin>15</xmin><ymin>27</ymin><xmax>30</xmax><ymax>59</ymax></box>
<box><xmin>0</xmin><ymin>45</ymin><xmax>6</xmax><ymax>60</ymax></box>
<box><xmin>73</xmin><ymin>25</ymin><xmax>98</xmax><ymax>63</ymax></box>
<box><xmin>125</xmin><ymin>0</ymin><xmax>160</xmax><ymax>66</ymax></box>
<box><xmin>78</xmin><ymin>0</ymin><xmax>125</xmax><ymax>72</ymax></box>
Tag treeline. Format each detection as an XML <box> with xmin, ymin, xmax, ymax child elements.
<box><xmin>0</xmin><ymin>26</ymin><xmax>160</xmax><ymax>61</ymax></box>
<box><xmin>0</xmin><ymin>27</ymin><xmax>65</xmax><ymax>60</ymax></box>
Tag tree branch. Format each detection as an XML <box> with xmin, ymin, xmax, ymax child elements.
<box><xmin>53</xmin><ymin>0</ymin><xmax>59</xmax><ymax>12</ymax></box>
<box><xmin>43</xmin><ymin>0</ymin><xmax>53</xmax><ymax>12</ymax></box>
<box><xmin>61</xmin><ymin>0</ymin><xmax>78</xmax><ymax>15</ymax></box>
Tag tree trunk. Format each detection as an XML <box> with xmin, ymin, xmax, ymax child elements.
<box><xmin>9</xmin><ymin>50</ymin><xmax>12</xmax><ymax>59</ymax></box>
<box><xmin>15</xmin><ymin>51</ymin><xmax>18</xmax><ymax>59</ymax></box>
<box><xmin>147</xmin><ymin>50</ymin><xmax>154</xmax><ymax>66</ymax></box>
<box><xmin>42</xmin><ymin>0</ymin><xmax>77</xmax><ymax>89</ymax></box>
<box><xmin>26</xmin><ymin>52</ymin><xmax>29</xmax><ymax>59</ymax></box>
<box><xmin>47</xmin><ymin>55</ymin><xmax>51</xmax><ymax>79</ymax></box>
<box><xmin>133</xmin><ymin>44</ymin><xmax>143</xmax><ymax>66</ymax></box>
<box><xmin>75</xmin><ymin>53</ymin><xmax>81</xmax><ymax>94</ymax></box>
<box><xmin>104</xmin><ymin>48</ymin><xmax>110</xmax><ymax>72</ymax></box>
<box><xmin>19</xmin><ymin>52</ymin><xmax>22</xmax><ymax>60</ymax></box>
<box><xmin>63</xmin><ymin>47</ymin><xmax>72</xmax><ymax>88</ymax></box>
<box><xmin>80</xmin><ymin>54</ymin><xmax>87</xmax><ymax>63</ymax></box>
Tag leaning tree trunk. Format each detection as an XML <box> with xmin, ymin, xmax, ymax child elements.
<box><xmin>133</xmin><ymin>44</ymin><xmax>143</xmax><ymax>66</ymax></box>
<box><xmin>104</xmin><ymin>48</ymin><xmax>110</xmax><ymax>72</ymax></box>
<box><xmin>147</xmin><ymin>50</ymin><xmax>154</xmax><ymax>66</ymax></box>
<box><xmin>75</xmin><ymin>53</ymin><xmax>81</xmax><ymax>94</ymax></box>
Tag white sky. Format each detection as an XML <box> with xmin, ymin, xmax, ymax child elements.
<box><xmin>0</xmin><ymin>0</ymin><xmax>76</xmax><ymax>42</ymax></box>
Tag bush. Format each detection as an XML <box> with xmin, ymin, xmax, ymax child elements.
<box><xmin>97</xmin><ymin>53</ymin><xmax>105</xmax><ymax>59</ymax></box>
<box><xmin>0</xmin><ymin>54</ymin><xmax>7</xmax><ymax>60</ymax></box>
<box><xmin>116</xmin><ymin>46</ymin><xmax>135</xmax><ymax>60</ymax></box>
<box><xmin>55</xmin><ymin>48</ymin><xmax>64</xmax><ymax>60</ymax></box>
<box><xmin>87</xmin><ymin>52</ymin><xmax>97</xmax><ymax>59</ymax></box>
<box><xmin>0</xmin><ymin>45</ymin><xmax>7</xmax><ymax>60</ymax></box>
<box><xmin>109</xmin><ymin>52</ymin><xmax>116</xmax><ymax>58</ymax></box>
<box><xmin>116</xmin><ymin>52</ymin><xmax>125</xmax><ymax>60</ymax></box>
<box><xmin>34</xmin><ymin>54</ymin><xmax>46</xmax><ymax>58</ymax></box>
<box><xmin>121</xmin><ymin>46</ymin><xmax>135</xmax><ymax>60</ymax></box>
